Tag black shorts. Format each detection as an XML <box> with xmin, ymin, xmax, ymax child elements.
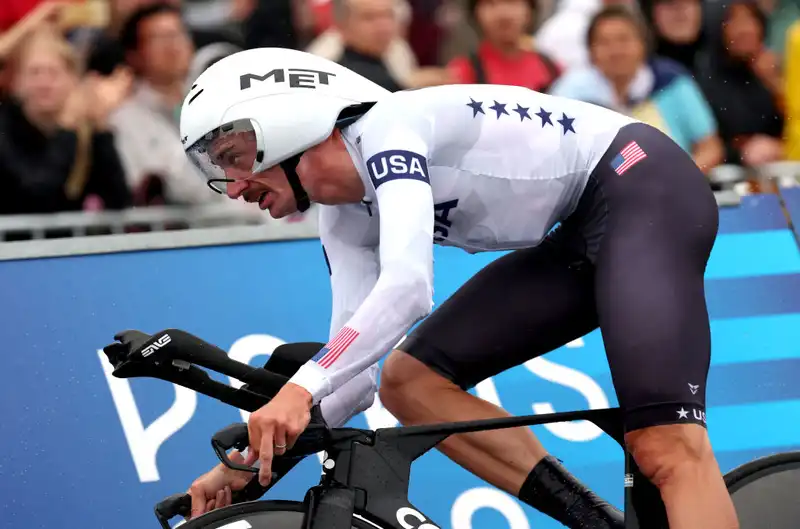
<box><xmin>401</xmin><ymin>122</ymin><xmax>719</xmax><ymax>433</ymax></box>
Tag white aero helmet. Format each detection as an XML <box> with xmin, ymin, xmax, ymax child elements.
<box><xmin>180</xmin><ymin>47</ymin><xmax>391</xmax><ymax>210</ymax></box>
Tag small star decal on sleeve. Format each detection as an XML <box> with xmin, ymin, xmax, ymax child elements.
<box><xmin>558</xmin><ymin>113</ymin><xmax>576</xmax><ymax>135</ymax></box>
<box><xmin>467</xmin><ymin>98</ymin><xmax>484</xmax><ymax>118</ymax></box>
<box><xmin>489</xmin><ymin>100</ymin><xmax>509</xmax><ymax>119</ymax></box>
<box><xmin>535</xmin><ymin>107</ymin><xmax>553</xmax><ymax>127</ymax></box>
<box><xmin>513</xmin><ymin>104</ymin><xmax>531</xmax><ymax>121</ymax></box>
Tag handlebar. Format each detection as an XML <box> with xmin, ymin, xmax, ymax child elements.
<box><xmin>102</xmin><ymin>329</ymin><xmax>338</xmax><ymax>528</ymax></box>
<box><xmin>102</xmin><ymin>328</ymin><xmax>308</xmax><ymax>412</ymax></box>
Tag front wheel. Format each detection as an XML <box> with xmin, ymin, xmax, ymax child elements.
<box><xmin>178</xmin><ymin>500</ymin><xmax>386</xmax><ymax>529</ymax></box>
<box><xmin>724</xmin><ymin>451</ymin><xmax>800</xmax><ymax>528</ymax></box>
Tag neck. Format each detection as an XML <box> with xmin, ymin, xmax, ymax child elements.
<box><xmin>609</xmin><ymin>74</ymin><xmax>635</xmax><ymax>105</ymax></box>
<box><xmin>23</xmin><ymin>107</ymin><xmax>59</xmax><ymax>133</ymax></box>
<box><xmin>318</xmin><ymin>170</ymin><xmax>365</xmax><ymax>205</ymax></box>
<box><xmin>145</xmin><ymin>78</ymin><xmax>185</xmax><ymax>106</ymax></box>
<box><xmin>343</xmin><ymin>42</ymin><xmax>382</xmax><ymax>60</ymax></box>
<box><xmin>486</xmin><ymin>38</ymin><xmax>522</xmax><ymax>57</ymax></box>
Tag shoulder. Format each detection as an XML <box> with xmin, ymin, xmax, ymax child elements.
<box><xmin>549</xmin><ymin>67</ymin><xmax>607</xmax><ymax>101</ymax></box>
<box><xmin>356</xmin><ymin>91</ymin><xmax>436</xmax><ymax>139</ymax></box>
<box><xmin>649</xmin><ymin>57</ymin><xmax>692</xmax><ymax>90</ymax></box>
<box><xmin>446</xmin><ymin>55</ymin><xmax>474</xmax><ymax>83</ymax></box>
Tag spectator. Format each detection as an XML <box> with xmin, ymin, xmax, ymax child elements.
<box><xmin>108</xmin><ymin>3</ymin><xmax>224</xmax><ymax>206</ymax></box>
<box><xmin>448</xmin><ymin>0</ymin><xmax>560</xmax><ymax>91</ymax></box>
<box><xmin>535</xmin><ymin>0</ymin><xmax>637</xmax><ymax>71</ymax></box>
<box><xmin>0</xmin><ymin>1</ymin><xmax>65</xmax><ymax>97</ymax></box>
<box><xmin>0</xmin><ymin>27</ymin><xmax>131</xmax><ymax>215</ymax></box>
<box><xmin>306</xmin><ymin>0</ymin><xmax>421</xmax><ymax>87</ymax></box>
<box><xmin>785</xmin><ymin>19</ymin><xmax>800</xmax><ymax>160</ymax></box>
<box><xmin>329</xmin><ymin>0</ymin><xmax>405</xmax><ymax>92</ymax></box>
<box><xmin>86</xmin><ymin>0</ymin><xmax>241</xmax><ymax>77</ymax></box>
<box><xmin>86</xmin><ymin>0</ymin><xmax>172</xmax><ymax>76</ymax></box>
<box><xmin>643</xmin><ymin>0</ymin><xmax>705</xmax><ymax>74</ymax></box>
<box><xmin>695</xmin><ymin>0</ymin><xmax>785</xmax><ymax>167</ymax></box>
<box><xmin>550</xmin><ymin>6</ymin><xmax>724</xmax><ymax>172</ymax></box>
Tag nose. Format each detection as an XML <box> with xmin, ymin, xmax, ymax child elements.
<box><xmin>226</xmin><ymin>179</ymin><xmax>249</xmax><ymax>199</ymax></box>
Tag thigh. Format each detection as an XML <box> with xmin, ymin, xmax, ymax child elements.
<box><xmin>594</xmin><ymin>123</ymin><xmax>719</xmax><ymax>432</ymax></box>
<box><xmin>401</xmin><ymin>237</ymin><xmax>599</xmax><ymax>390</ymax></box>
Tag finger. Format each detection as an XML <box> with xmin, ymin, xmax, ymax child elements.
<box><xmin>258</xmin><ymin>426</ymin><xmax>275</xmax><ymax>487</ymax></box>
<box><xmin>215</xmin><ymin>488</ymin><xmax>225</xmax><ymax>508</ymax></box>
<box><xmin>206</xmin><ymin>498</ymin><xmax>216</xmax><ymax>512</ymax></box>
<box><xmin>273</xmin><ymin>427</ymin><xmax>287</xmax><ymax>457</ymax></box>
<box><xmin>243</xmin><ymin>448</ymin><xmax>259</xmax><ymax>466</ymax></box>
<box><xmin>189</xmin><ymin>485</ymin><xmax>207</xmax><ymax>519</ymax></box>
<box><xmin>247</xmin><ymin>418</ymin><xmax>262</xmax><ymax>459</ymax></box>
<box><xmin>224</xmin><ymin>485</ymin><xmax>232</xmax><ymax>507</ymax></box>
<box><xmin>228</xmin><ymin>450</ymin><xmax>246</xmax><ymax>464</ymax></box>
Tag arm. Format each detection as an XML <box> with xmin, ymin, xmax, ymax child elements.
<box><xmin>692</xmin><ymin>135</ymin><xmax>725</xmax><ymax>174</ymax></box>
<box><xmin>316</xmin><ymin>204</ymin><xmax>383</xmax><ymax>426</ymax></box>
<box><xmin>447</xmin><ymin>56</ymin><xmax>476</xmax><ymax>84</ymax></box>
<box><xmin>87</xmin><ymin>131</ymin><xmax>132</xmax><ymax>209</ymax></box>
<box><xmin>675</xmin><ymin>76</ymin><xmax>725</xmax><ymax>172</ymax></box>
<box><xmin>290</xmin><ymin>127</ymin><xmax>435</xmax><ymax>404</ymax></box>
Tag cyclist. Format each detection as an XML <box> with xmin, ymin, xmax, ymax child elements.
<box><xmin>181</xmin><ymin>48</ymin><xmax>738</xmax><ymax>528</ymax></box>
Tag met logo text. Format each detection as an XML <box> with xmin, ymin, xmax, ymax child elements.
<box><xmin>240</xmin><ymin>69</ymin><xmax>336</xmax><ymax>90</ymax></box>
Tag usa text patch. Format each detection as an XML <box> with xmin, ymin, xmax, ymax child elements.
<box><xmin>366</xmin><ymin>150</ymin><xmax>429</xmax><ymax>189</ymax></box>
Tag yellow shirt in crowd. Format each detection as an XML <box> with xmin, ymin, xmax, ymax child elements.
<box><xmin>786</xmin><ymin>21</ymin><xmax>800</xmax><ymax>160</ymax></box>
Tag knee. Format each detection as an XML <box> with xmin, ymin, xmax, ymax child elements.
<box><xmin>378</xmin><ymin>350</ymin><xmax>417</xmax><ymax>412</ymax></box>
<box><xmin>626</xmin><ymin>424</ymin><xmax>714</xmax><ymax>488</ymax></box>
<box><xmin>379</xmin><ymin>350</ymin><xmax>444</xmax><ymax>414</ymax></box>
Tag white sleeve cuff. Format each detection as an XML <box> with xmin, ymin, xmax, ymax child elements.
<box><xmin>288</xmin><ymin>361</ymin><xmax>332</xmax><ymax>405</ymax></box>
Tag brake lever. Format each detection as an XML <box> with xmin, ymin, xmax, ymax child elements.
<box><xmin>154</xmin><ymin>493</ymin><xmax>190</xmax><ymax>529</ymax></box>
<box><xmin>212</xmin><ymin>423</ymin><xmax>256</xmax><ymax>473</ymax></box>
<box><xmin>153</xmin><ymin>478</ymin><xmax>271</xmax><ymax>529</ymax></box>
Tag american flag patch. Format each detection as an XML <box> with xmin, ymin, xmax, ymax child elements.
<box><xmin>610</xmin><ymin>141</ymin><xmax>647</xmax><ymax>175</ymax></box>
<box><xmin>313</xmin><ymin>327</ymin><xmax>360</xmax><ymax>368</ymax></box>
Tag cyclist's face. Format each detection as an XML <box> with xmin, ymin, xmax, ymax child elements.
<box><xmin>208</xmin><ymin>133</ymin><xmax>298</xmax><ymax>218</ymax></box>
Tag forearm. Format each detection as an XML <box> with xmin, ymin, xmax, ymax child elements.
<box><xmin>692</xmin><ymin>135</ymin><xmax>725</xmax><ymax>174</ymax></box>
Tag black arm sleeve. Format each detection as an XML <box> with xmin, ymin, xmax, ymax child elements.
<box><xmin>87</xmin><ymin>131</ymin><xmax>131</xmax><ymax>210</ymax></box>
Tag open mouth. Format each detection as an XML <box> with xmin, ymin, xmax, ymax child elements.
<box><xmin>257</xmin><ymin>191</ymin><xmax>272</xmax><ymax>210</ymax></box>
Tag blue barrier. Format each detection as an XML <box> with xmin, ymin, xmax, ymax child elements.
<box><xmin>0</xmin><ymin>194</ymin><xmax>799</xmax><ymax>529</ymax></box>
<box><xmin>780</xmin><ymin>186</ymin><xmax>800</xmax><ymax>240</ymax></box>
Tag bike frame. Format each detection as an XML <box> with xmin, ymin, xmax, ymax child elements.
<box><xmin>103</xmin><ymin>329</ymin><xmax>669</xmax><ymax>529</ymax></box>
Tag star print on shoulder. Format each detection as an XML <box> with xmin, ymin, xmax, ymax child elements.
<box><xmin>513</xmin><ymin>104</ymin><xmax>531</xmax><ymax>121</ymax></box>
<box><xmin>535</xmin><ymin>107</ymin><xmax>553</xmax><ymax>127</ymax></box>
<box><xmin>558</xmin><ymin>113</ymin><xmax>576</xmax><ymax>135</ymax></box>
<box><xmin>467</xmin><ymin>98</ymin><xmax>484</xmax><ymax>118</ymax></box>
<box><xmin>489</xmin><ymin>100</ymin><xmax>509</xmax><ymax>119</ymax></box>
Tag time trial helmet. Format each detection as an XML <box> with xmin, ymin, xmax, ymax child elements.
<box><xmin>180</xmin><ymin>47</ymin><xmax>391</xmax><ymax>211</ymax></box>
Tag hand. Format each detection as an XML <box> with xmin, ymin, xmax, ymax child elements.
<box><xmin>25</xmin><ymin>1</ymin><xmax>68</xmax><ymax>28</ymax></box>
<box><xmin>751</xmin><ymin>48</ymin><xmax>782</xmax><ymax>92</ymax></box>
<box><xmin>247</xmin><ymin>383</ymin><xmax>313</xmax><ymax>486</ymax></box>
<box><xmin>741</xmin><ymin>134</ymin><xmax>784</xmax><ymax>166</ymax></box>
<box><xmin>58</xmin><ymin>83</ymin><xmax>87</xmax><ymax>130</ymax></box>
<box><xmin>187</xmin><ymin>450</ymin><xmax>258</xmax><ymax>519</ymax></box>
<box><xmin>406</xmin><ymin>67</ymin><xmax>457</xmax><ymax>88</ymax></box>
<box><xmin>230</xmin><ymin>0</ymin><xmax>255</xmax><ymax>21</ymax></box>
<box><xmin>85</xmin><ymin>67</ymin><xmax>133</xmax><ymax>128</ymax></box>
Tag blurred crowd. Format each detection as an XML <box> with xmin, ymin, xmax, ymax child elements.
<box><xmin>0</xmin><ymin>0</ymin><xmax>798</xmax><ymax>219</ymax></box>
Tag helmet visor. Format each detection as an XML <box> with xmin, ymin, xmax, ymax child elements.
<box><xmin>186</xmin><ymin>118</ymin><xmax>264</xmax><ymax>194</ymax></box>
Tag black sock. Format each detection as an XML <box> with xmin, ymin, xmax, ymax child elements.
<box><xmin>517</xmin><ymin>455</ymin><xmax>625</xmax><ymax>528</ymax></box>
